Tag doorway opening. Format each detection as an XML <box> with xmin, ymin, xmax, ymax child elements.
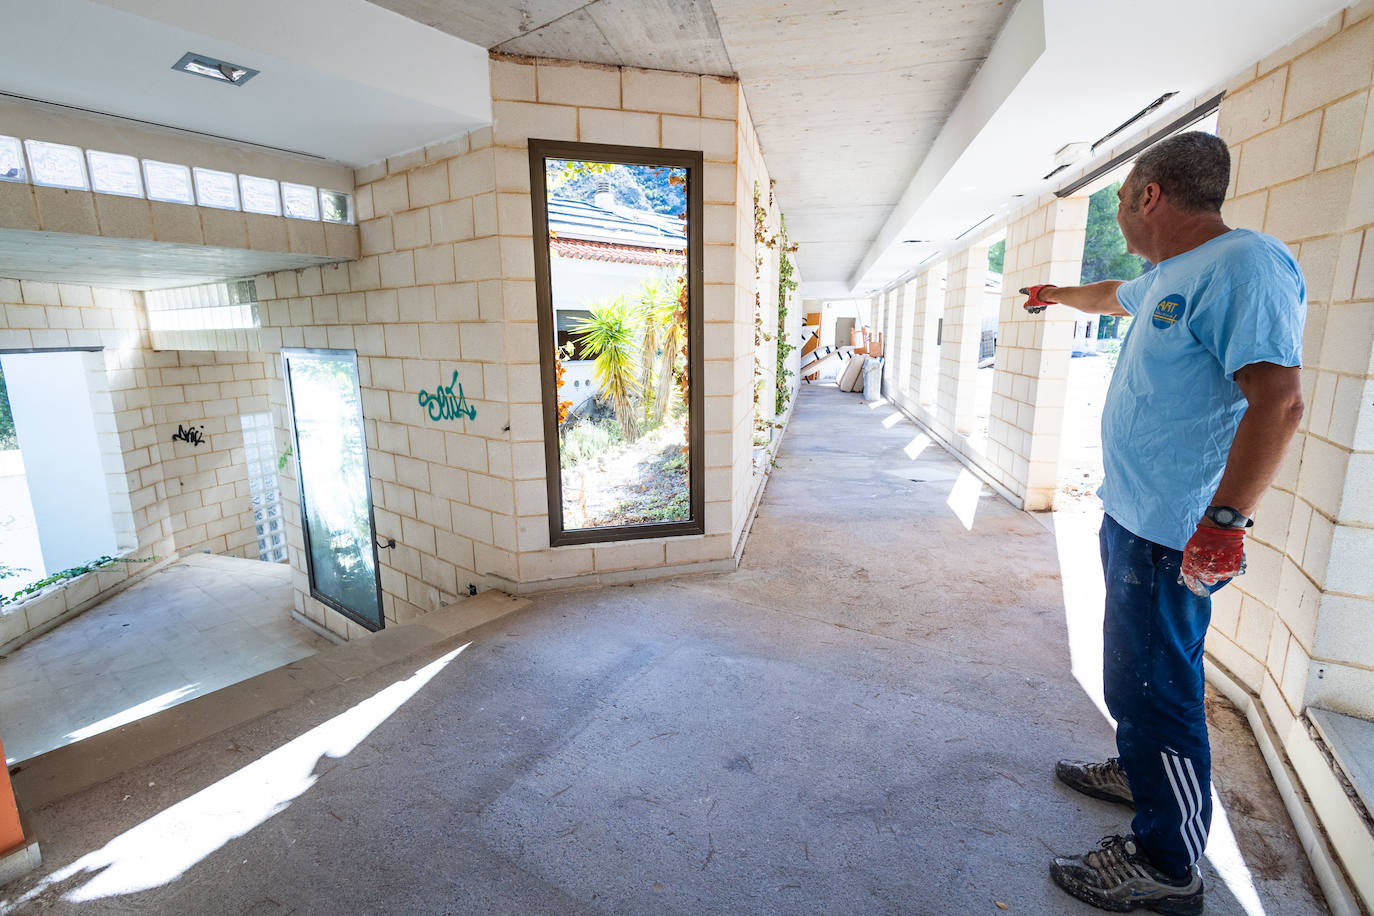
<box><xmin>0</xmin><ymin>349</ymin><xmax>132</xmax><ymax>599</ymax></box>
<box><xmin>1056</xmin><ymin>177</ymin><xmax>1148</xmax><ymax>510</ymax></box>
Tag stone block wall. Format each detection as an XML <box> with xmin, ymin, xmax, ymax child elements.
<box><xmin>150</xmin><ymin>350</ymin><xmax>269</xmax><ymax>558</ymax></box>
<box><xmin>938</xmin><ymin>244</ymin><xmax>991</xmax><ymax>439</ymax></box>
<box><xmin>1207</xmin><ymin>3</ymin><xmax>1374</xmax><ymax>732</ymax></box>
<box><xmin>871</xmin><ymin>5</ymin><xmax>1374</xmax><ymax>902</ymax></box>
<box><xmin>0</xmin><ymin>279</ymin><xmax>269</xmax><ymax>646</ymax></box>
<box><xmin>253</xmin><ymin>56</ymin><xmax>779</xmax><ymax>638</ymax></box>
<box><xmin>0</xmin><ymin>95</ymin><xmax>358</xmax><ymax>271</ymax></box>
<box><xmin>1205</xmin><ymin>8</ymin><xmax>1374</xmax><ymax>901</ymax></box>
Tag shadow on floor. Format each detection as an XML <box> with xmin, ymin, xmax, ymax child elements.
<box><xmin>0</xmin><ymin>386</ymin><xmax>1328</xmax><ymax>914</ymax></box>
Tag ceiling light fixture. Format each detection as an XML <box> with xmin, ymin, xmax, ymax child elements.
<box><xmin>172</xmin><ymin>52</ymin><xmax>259</xmax><ymax>87</ymax></box>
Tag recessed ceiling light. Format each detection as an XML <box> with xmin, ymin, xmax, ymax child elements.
<box><xmin>172</xmin><ymin>52</ymin><xmax>259</xmax><ymax>87</ymax></box>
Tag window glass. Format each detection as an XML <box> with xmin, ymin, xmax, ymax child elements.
<box><xmin>86</xmin><ymin>150</ymin><xmax>143</xmax><ymax>197</ymax></box>
<box><xmin>193</xmin><ymin>167</ymin><xmax>240</xmax><ymax>210</ymax></box>
<box><xmin>143</xmin><ymin>159</ymin><xmax>194</xmax><ymax>204</ymax></box>
<box><xmin>239</xmin><ymin>175</ymin><xmax>281</xmax><ymax>216</ymax></box>
<box><xmin>283</xmin><ymin>349</ymin><xmax>383</xmax><ymax>630</ymax></box>
<box><xmin>531</xmin><ymin>142</ymin><xmax>703</xmax><ymax>545</ymax></box>
<box><xmin>0</xmin><ymin>136</ymin><xmax>26</xmax><ymax>183</ymax></box>
<box><xmin>281</xmin><ymin>182</ymin><xmax>319</xmax><ymax>220</ymax></box>
<box><xmin>319</xmin><ymin>189</ymin><xmax>353</xmax><ymax>224</ymax></box>
<box><xmin>24</xmin><ymin>140</ymin><xmax>88</xmax><ymax>190</ymax></box>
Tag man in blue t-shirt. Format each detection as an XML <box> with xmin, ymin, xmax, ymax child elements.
<box><xmin>1020</xmin><ymin>132</ymin><xmax>1305</xmax><ymax>914</ymax></box>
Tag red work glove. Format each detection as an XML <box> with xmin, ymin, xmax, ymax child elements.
<box><xmin>1179</xmin><ymin>524</ymin><xmax>1246</xmax><ymax>597</ymax></box>
<box><xmin>1019</xmin><ymin>284</ymin><xmax>1057</xmax><ymax>314</ymax></box>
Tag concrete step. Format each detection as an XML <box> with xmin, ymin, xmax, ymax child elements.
<box><xmin>8</xmin><ymin>591</ymin><xmax>529</xmax><ymax>810</ymax></box>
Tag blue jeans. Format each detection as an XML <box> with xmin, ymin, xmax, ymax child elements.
<box><xmin>1100</xmin><ymin>514</ymin><xmax>1223</xmax><ymax>878</ymax></box>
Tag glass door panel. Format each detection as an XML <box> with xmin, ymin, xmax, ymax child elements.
<box><xmin>283</xmin><ymin>349</ymin><xmax>383</xmax><ymax>630</ymax></box>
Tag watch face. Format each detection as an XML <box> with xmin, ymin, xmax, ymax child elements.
<box><xmin>1214</xmin><ymin>507</ymin><xmax>1237</xmax><ymax>525</ymax></box>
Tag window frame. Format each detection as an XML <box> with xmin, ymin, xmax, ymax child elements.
<box><xmin>528</xmin><ymin>139</ymin><xmax>705</xmax><ymax>547</ymax></box>
<box><xmin>281</xmin><ymin>347</ymin><xmax>386</xmax><ymax>631</ymax></box>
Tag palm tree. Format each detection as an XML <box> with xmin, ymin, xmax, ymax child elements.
<box><xmin>573</xmin><ymin>296</ymin><xmax>642</xmax><ymax>442</ymax></box>
<box><xmin>634</xmin><ymin>276</ymin><xmax>684</xmax><ymax>428</ymax></box>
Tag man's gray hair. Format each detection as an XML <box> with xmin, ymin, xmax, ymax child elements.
<box><xmin>1130</xmin><ymin>132</ymin><xmax>1231</xmax><ymax>212</ymax></box>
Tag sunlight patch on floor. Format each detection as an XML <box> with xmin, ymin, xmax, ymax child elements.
<box><xmin>1206</xmin><ymin>796</ymin><xmax>1267</xmax><ymax>915</ymax></box>
<box><xmin>902</xmin><ymin>433</ymin><xmax>932</xmax><ymax>461</ymax></box>
<box><xmin>7</xmin><ymin>643</ymin><xmax>469</xmax><ymax>908</ymax></box>
<box><xmin>945</xmin><ymin>468</ymin><xmax>983</xmax><ymax>530</ymax></box>
<box><xmin>64</xmin><ymin>686</ymin><xmax>200</xmax><ymax>742</ymax></box>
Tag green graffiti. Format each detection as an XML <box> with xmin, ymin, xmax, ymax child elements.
<box><xmin>418</xmin><ymin>370</ymin><xmax>477</xmax><ymax>422</ymax></box>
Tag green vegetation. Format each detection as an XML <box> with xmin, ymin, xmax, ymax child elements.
<box><xmin>635</xmin><ymin>278</ymin><xmax>685</xmax><ymax>429</ymax></box>
<box><xmin>608</xmin><ymin>443</ymin><xmax>690</xmax><ymax>523</ymax></box>
<box><xmin>1081</xmin><ymin>181</ymin><xmax>1148</xmax><ymax>284</ymax></box>
<box><xmin>774</xmin><ymin>213</ymin><xmax>798</xmax><ymax>416</ymax></box>
<box><xmin>546</xmin><ymin>160</ymin><xmax>686</xmax><ymax>217</ymax></box>
<box><xmin>1081</xmin><ymin>181</ymin><xmax>1148</xmax><ymax>339</ymax></box>
<box><xmin>572</xmin><ymin>295</ymin><xmax>643</xmax><ymax>443</ymax></box>
<box><xmin>987</xmin><ymin>239</ymin><xmax>1005</xmax><ymax>274</ymax></box>
<box><xmin>0</xmin><ymin>366</ymin><xmax>16</xmax><ymax>450</ymax></box>
<box><xmin>560</xmin><ymin>420</ymin><xmax>625</xmax><ymax>466</ymax></box>
<box><xmin>1</xmin><ymin>554</ymin><xmax>157</xmax><ymax>608</ymax></box>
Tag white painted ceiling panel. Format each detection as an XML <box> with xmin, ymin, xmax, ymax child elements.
<box><xmin>0</xmin><ymin>0</ymin><xmax>491</xmax><ymax>165</ymax></box>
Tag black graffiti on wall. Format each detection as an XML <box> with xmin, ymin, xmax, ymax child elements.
<box><xmin>171</xmin><ymin>424</ymin><xmax>206</xmax><ymax>447</ymax></box>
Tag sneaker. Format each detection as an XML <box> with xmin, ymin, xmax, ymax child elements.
<box><xmin>1050</xmin><ymin>834</ymin><xmax>1203</xmax><ymax>915</ymax></box>
<box><xmin>1056</xmin><ymin>756</ymin><xmax>1134</xmax><ymax>807</ymax></box>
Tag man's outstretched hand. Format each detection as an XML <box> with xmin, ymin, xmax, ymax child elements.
<box><xmin>1020</xmin><ymin>285</ymin><xmax>1057</xmax><ymax>314</ymax></box>
<box><xmin>1179</xmin><ymin>524</ymin><xmax>1246</xmax><ymax>597</ymax></box>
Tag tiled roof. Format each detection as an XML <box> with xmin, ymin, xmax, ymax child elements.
<box><xmin>547</xmin><ymin>196</ymin><xmax>686</xmax><ymax>250</ymax></box>
<box><xmin>551</xmin><ymin>237</ymin><xmax>686</xmax><ymax>267</ymax></box>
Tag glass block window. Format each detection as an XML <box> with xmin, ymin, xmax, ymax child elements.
<box><xmin>87</xmin><ymin>150</ymin><xmax>144</xmax><ymax>197</ymax></box>
<box><xmin>240</xmin><ymin>174</ymin><xmax>281</xmax><ymax>216</ymax></box>
<box><xmin>319</xmin><ymin>188</ymin><xmax>353</xmax><ymax>224</ymax></box>
<box><xmin>193</xmin><ymin>167</ymin><xmax>239</xmax><ymax>210</ymax></box>
<box><xmin>281</xmin><ymin>182</ymin><xmax>319</xmax><ymax>220</ymax></box>
<box><xmin>24</xmin><ymin>139</ymin><xmax>88</xmax><ymax>190</ymax></box>
<box><xmin>145</xmin><ymin>279</ymin><xmax>259</xmax><ymax>332</ymax></box>
<box><xmin>143</xmin><ymin>159</ymin><xmax>194</xmax><ymax>204</ymax></box>
<box><xmin>0</xmin><ymin>136</ymin><xmax>26</xmax><ymax>183</ymax></box>
<box><xmin>241</xmin><ymin>412</ymin><xmax>288</xmax><ymax>564</ymax></box>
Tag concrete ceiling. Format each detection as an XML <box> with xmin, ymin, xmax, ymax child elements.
<box><xmin>364</xmin><ymin>0</ymin><xmax>1352</xmax><ymax>297</ymax></box>
<box><xmin>0</xmin><ymin>0</ymin><xmax>1357</xmax><ymax>296</ymax></box>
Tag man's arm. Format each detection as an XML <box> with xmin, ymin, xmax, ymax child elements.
<box><xmin>1203</xmin><ymin>361</ymin><xmax>1305</xmax><ymax>522</ymax></box>
<box><xmin>1028</xmin><ymin>281</ymin><xmax>1129</xmax><ymax>316</ymax></box>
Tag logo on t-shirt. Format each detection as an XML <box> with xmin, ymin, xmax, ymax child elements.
<box><xmin>1151</xmin><ymin>295</ymin><xmax>1185</xmax><ymax>329</ymax></box>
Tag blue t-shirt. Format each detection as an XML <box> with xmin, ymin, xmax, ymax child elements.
<box><xmin>1100</xmin><ymin>228</ymin><xmax>1305</xmax><ymax>551</ymax></box>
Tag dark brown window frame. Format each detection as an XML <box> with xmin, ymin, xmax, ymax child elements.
<box><xmin>528</xmin><ymin>139</ymin><xmax>705</xmax><ymax>547</ymax></box>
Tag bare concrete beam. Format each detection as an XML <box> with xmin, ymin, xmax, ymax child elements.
<box><xmin>365</xmin><ymin>0</ymin><xmax>590</xmax><ymax>48</ymax></box>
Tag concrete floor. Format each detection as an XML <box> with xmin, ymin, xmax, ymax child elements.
<box><xmin>0</xmin><ymin>554</ymin><xmax>332</xmax><ymax>764</ymax></box>
<box><xmin>0</xmin><ymin>385</ymin><xmax>1327</xmax><ymax>914</ymax></box>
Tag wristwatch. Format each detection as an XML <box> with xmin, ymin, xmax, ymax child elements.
<box><xmin>1204</xmin><ymin>505</ymin><xmax>1253</xmax><ymax>529</ymax></box>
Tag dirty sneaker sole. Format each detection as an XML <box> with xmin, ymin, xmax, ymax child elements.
<box><xmin>1056</xmin><ymin>760</ymin><xmax>1135</xmax><ymax>808</ymax></box>
<box><xmin>1050</xmin><ymin>862</ymin><xmax>1203</xmax><ymax>915</ymax></box>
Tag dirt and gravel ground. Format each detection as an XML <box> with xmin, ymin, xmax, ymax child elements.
<box><xmin>561</xmin><ymin>423</ymin><xmax>689</xmax><ymax>528</ymax></box>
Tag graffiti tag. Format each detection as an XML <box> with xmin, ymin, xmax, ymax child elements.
<box><xmin>418</xmin><ymin>371</ymin><xmax>477</xmax><ymax>423</ymax></box>
<box><xmin>171</xmin><ymin>424</ymin><xmax>206</xmax><ymax>446</ymax></box>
